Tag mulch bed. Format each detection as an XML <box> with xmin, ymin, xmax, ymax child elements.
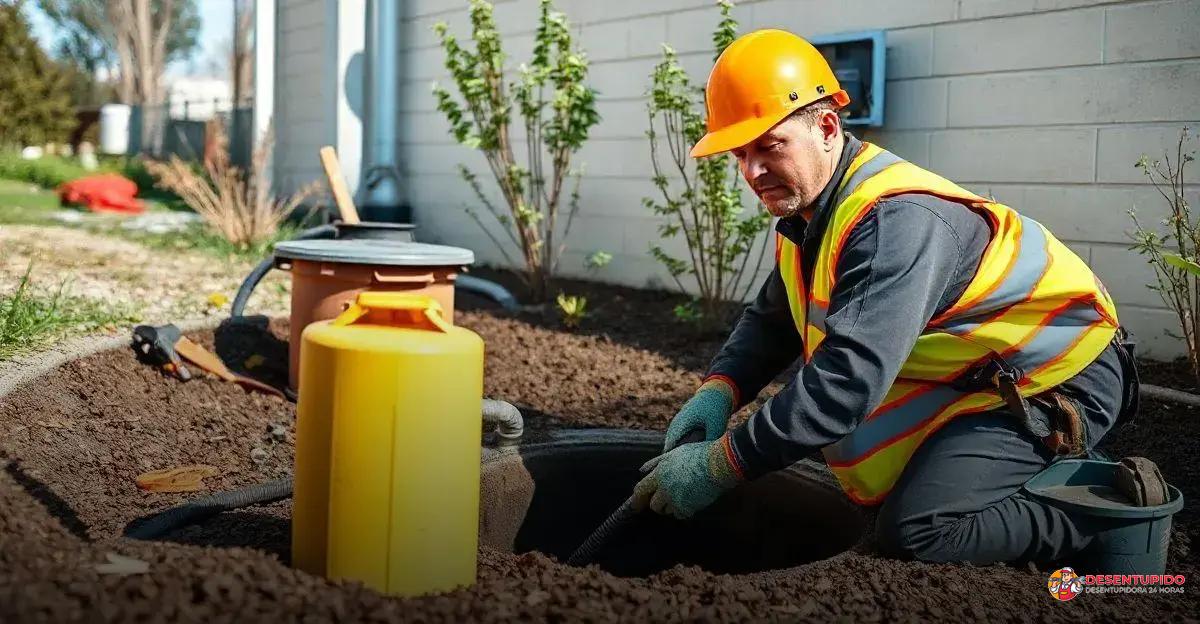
<box><xmin>0</xmin><ymin>271</ymin><xmax>1196</xmax><ymax>622</ymax></box>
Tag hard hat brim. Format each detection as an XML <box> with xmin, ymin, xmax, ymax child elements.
<box><xmin>689</xmin><ymin>114</ymin><xmax>784</xmax><ymax>159</ymax></box>
<box><xmin>689</xmin><ymin>89</ymin><xmax>851</xmax><ymax>159</ymax></box>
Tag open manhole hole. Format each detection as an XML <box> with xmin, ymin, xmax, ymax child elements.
<box><xmin>479</xmin><ymin>430</ymin><xmax>865</xmax><ymax>577</ymax></box>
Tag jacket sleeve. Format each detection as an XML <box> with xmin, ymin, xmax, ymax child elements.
<box><xmin>702</xmin><ymin>264</ymin><xmax>804</xmax><ymax>408</ymax></box>
<box><xmin>725</xmin><ymin>199</ymin><xmax>978</xmax><ymax>479</ymax></box>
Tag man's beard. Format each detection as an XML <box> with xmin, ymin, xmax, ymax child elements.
<box><xmin>764</xmin><ymin>193</ymin><xmax>805</xmax><ymax>219</ymax></box>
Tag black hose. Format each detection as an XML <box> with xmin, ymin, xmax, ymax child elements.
<box><xmin>231</xmin><ymin>224</ymin><xmax>337</xmax><ymax>317</ymax></box>
<box><xmin>565</xmin><ymin>428</ymin><xmax>704</xmax><ymax>566</ymax></box>
<box><xmin>124</xmin><ymin>478</ymin><xmax>293</xmax><ymax>540</ymax></box>
<box><xmin>566</xmin><ymin>497</ymin><xmax>637</xmax><ymax>566</ymax></box>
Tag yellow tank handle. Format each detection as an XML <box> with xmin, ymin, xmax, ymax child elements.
<box><xmin>331</xmin><ymin>292</ymin><xmax>451</xmax><ymax>333</ymax></box>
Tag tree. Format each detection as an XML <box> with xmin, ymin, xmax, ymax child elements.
<box><xmin>0</xmin><ymin>2</ymin><xmax>75</xmax><ymax>147</ymax></box>
<box><xmin>37</xmin><ymin>0</ymin><xmax>200</xmax><ymax>105</ymax></box>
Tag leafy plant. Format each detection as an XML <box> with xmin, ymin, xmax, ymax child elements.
<box><xmin>1129</xmin><ymin>126</ymin><xmax>1199</xmax><ymax>384</ymax></box>
<box><xmin>144</xmin><ymin>120</ymin><xmax>321</xmax><ymax>249</ymax></box>
<box><xmin>433</xmin><ymin>0</ymin><xmax>600</xmax><ymax>302</ymax></box>
<box><xmin>555</xmin><ymin>292</ymin><xmax>587</xmax><ymax>328</ymax></box>
<box><xmin>643</xmin><ymin>0</ymin><xmax>771</xmax><ymax>329</ymax></box>
<box><xmin>584</xmin><ymin>250</ymin><xmax>612</xmax><ymax>271</ymax></box>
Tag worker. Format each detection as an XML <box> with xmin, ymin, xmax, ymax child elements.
<box><xmin>631</xmin><ymin>29</ymin><xmax>1143</xmax><ymax>566</ymax></box>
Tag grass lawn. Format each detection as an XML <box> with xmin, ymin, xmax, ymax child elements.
<box><xmin>0</xmin><ymin>179</ymin><xmax>61</xmax><ymax>225</ymax></box>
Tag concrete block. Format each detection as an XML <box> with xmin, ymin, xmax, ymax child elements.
<box><xmin>885</xmin><ymin>27</ymin><xmax>934</xmax><ymax>80</ymax></box>
<box><xmin>1106</xmin><ymin>0</ymin><xmax>1200</xmax><ymax>62</ymax></box>
<box><xmin>405</xmin><ymin>143</ymin><xmax>490</xmax><ymax>175</ymax></box>
<box><xmin>751</xmin><ymin>0</ymin><xmax>957</xmax><ymax>34</ymax></box>
<box><xmin>627</xmin><ymin>14</ymin><xmax>671</xmax><ymax>59</ymax></box>
<box><xmin>556</xmin><ymin>0</ymin><xmax>718</xmax><ymax>26</ymax></box>
<box><xmin>858</xmin><ymin>130</ymin><xmax>932</xmax><ymax>168</ymax></box>
<box><xmin>676</xmin><ymin>50</ymin><xmax>718</xmax><ymax>85</ymax></box>
<box><xmin>399</xmin><ymin>110</ymin><xmax>454</xmax><ymax>145</ymax></box>
<box><xmin>1089</xmin><ymin>243</ymin><xmax>1173</xmax><ymax>307</ymax></box>
<box><xmin>403</xmin><ymin>9</ymin><xmax>469</xmax><ymax>51</ymax></box>
<box><xmin>575</xmin><ymin>176</ymin><xmax>664</xmax><ymax>217</ymax></box>
<box><xmin>405</xmin><ymin>46</ymin><xmax>451</xmax><ymax>81</ymax></box>
<box><xmin>399</xmin><ymin>80</ymin><xmax>441</xmax><ymax>113</ymax></box>
<box><xmin>576</xmin><ymin>138</ymin><xmax>655</xmax><ymax>177</ymax></box>
<box><xmin>280</xmin><ymin>1</ymin><xmax>324</xmax><ymax>32</ymax></box>
<box><xmin>883</xmin><ymin>79</ymin><xmax>947</xmax><ymax>130</ymax></box>
<box><xmin>621</xmin><ymin>215</ymin><xmax>692</xmax><ymax>259</ymax></box>
<box><xmin>589</xmin><ymin>57</ymin><xmax>661</xmax><ymax>100</ymax></box>
<box><xmin>947</xmin><ymin>62</ymin><xmax>1200</xmax><ymax>127</ymax></box>
<box><xmin>280</xmin><ymin>49</ymin><xmax>323</xmax><ymax>77</ymax></box>
<box><xmin>929</xmin><ymin>128</ymin><xmax>1096</xmax><ymax>183</ymax></box>
<box><xmin>932</xmin><ymin>9</ymin><xmax>1103</xmax><ymax>75</ymax></box>
<box><xmin>592</xmin><ymin>99</ymin><xmax>653</xmax><ymax>140</ymax></box>
<box><xmin>957</xmin><ymin>0</ymin><xmax>1119</xmax><ymax>20</ymax></box>
<box><xmin>557</xmin><ymin>214</ymin><xmax>628</xmax><ymax>256</ymax></box>
<box><xmin>1118</xmin><ymin>305</ymin><xmax>1187</xmax><ymax>359</ymax></box>
<box><xmin>664</xmin><ymin>3</ymin><xmax>752</xmax><ymax>55</ymax></box>
<box><xmin>492</xmin><ymin>0</ymin><xmax>543</xmax><ymax>36</ymax></box>
<box><xmin>578</xmin><ymin>19</ymin><xmax>633</xmax><ymax>62</ymax></box>
<box><xmin>1016</xmin><ymin>184</ymin><xmax>1184</xmax><ymax>244</ymax></box>
<box><xmin>1097</xmin><ymin>124</ymin><xmax>1200</xmax><ymax>184</ymax></box>
<box><xmin>407</xmin><ymin>0</ymin><xmax>469</xmax><ymax>19</ymax></box>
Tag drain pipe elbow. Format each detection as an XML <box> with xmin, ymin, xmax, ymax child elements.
<box><xmin>457</xmin><ymin>275</ymin><xmax>519</xmax><ymax>311</ymax></box>
<box><xmin>483</xmin><ymin>399</ymin><xmax>523</xmax><ymax>442</ymax></box>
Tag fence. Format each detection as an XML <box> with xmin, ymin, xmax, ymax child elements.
<box><xmin>127</xmin><ymin>96</ymin><xmax>254</xmax><ymax>167</ymax></box>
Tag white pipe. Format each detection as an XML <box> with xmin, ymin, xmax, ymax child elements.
<box><xmin>482</xmin><ymin>399</ymin><xmax>524</xmax><ymax>442</ymax></box>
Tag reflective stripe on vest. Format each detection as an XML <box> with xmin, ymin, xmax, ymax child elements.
<box><xmin>776</xmin><ymin>143</ymin><xmax>1119</xmax><ymax>504</ymax></box>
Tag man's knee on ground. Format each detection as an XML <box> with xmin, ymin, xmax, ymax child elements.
<box><xmin>876</xmin><ymin>505</ymin><xmax>975</xmax><ymax>563</ymax></box>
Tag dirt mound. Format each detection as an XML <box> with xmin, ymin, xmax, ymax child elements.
<box><xmin>1</xmin><ymin>279</ymin><xmax>1197</xmax><ymax>622</ymax></box>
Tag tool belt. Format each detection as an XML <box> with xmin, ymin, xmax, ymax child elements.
<box><xmin>952</xmin><ymin>329</ymin><xmax>1139</xmax><ymax>457</ymax></box>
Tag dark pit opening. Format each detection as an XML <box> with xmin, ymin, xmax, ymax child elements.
<box><xmin>479</xmin><ymin>434</ymin><xmax>865</xmax><ymax>577</ymax></box>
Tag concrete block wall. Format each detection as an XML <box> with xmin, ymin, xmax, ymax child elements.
<box><xmin>277</xmin><ymin>0</ymin><xmax>1200</xmax><ymax>357</ymax></box>
<box><xmin>274</xmin><ymin>0</ymin><xmax>330</xmax><ymax>193</ymax></box>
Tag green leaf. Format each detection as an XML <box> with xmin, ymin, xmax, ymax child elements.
<box><xmin>1164</xmin><ymin>253</ymin><xmax>1200</xmax><ymax>276</ymax></box>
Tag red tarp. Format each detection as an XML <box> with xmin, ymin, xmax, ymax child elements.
<box><xmin>57</xmin><ymin>174</ymin><xmax>146</xmax><ymax>214</ymax></box>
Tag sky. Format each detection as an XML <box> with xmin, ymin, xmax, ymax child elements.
<box><xmin>24</xmin><ymin>0</ymin><xmax>235</xmax><ymax>79</ymax></box>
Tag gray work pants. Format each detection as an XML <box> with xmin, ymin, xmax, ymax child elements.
<box><xmin>875</xmin><ymin>344</ymin><xmax>1125</xmax><ymax>565</ymax></box>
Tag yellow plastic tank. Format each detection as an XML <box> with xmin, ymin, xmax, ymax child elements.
<box><xmin>292</xmin><ymin>291</ymin><xmax>484</xmax><ymax>597</ymax></box>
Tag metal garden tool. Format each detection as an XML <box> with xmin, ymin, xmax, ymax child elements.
<box><xmin>131</xmin><ymin>324</ymin><xmax>285</xmax><ymax>399</ymax></box>
<box><xmin>566</xmin><ymin>428</ymin><xmax>705</xmax><ymax>566</ymax></box>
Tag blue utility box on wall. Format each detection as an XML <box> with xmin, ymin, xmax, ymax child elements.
<box><xmin>808</xmin><ymin>30</ymin><xmax>886</xmax><ymax>127</ymax></box>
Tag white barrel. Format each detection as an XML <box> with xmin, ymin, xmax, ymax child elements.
<box><xmin>99</xmin><ymin>104</ymin><xmax>132</xmax><ymax>155</ymax></box>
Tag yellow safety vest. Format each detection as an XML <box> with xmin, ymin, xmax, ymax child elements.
<box><xmin>777</xmin><ymin>142</ymin><xmax>1119</xmax><ymax>505</ymax></box>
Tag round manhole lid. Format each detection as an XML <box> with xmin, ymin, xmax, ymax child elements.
<box><xmin>274</xmin><ymin>239</ymin><xmax>474</xmax><ymax>266</ymax></box>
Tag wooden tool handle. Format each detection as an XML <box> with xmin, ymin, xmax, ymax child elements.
<box><xmin>318</xmin><ymin>145</ymin><xmax>361</xmax><ymax>224</ymax></box>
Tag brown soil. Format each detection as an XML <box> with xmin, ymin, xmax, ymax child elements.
<box><xmin>1</xmin><ymin>272</ymin><xmax>1197</xmax><ymax>623</ymax></box>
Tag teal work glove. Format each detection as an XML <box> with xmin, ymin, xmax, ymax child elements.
<box><xmin>631</xmin><ymin>433</ymin><xmax>745</xmax><ymax>519</ymax></box>
<box><xmin>663</xmin><ymin>378</ymin><xmax>738</xmax><ymax>451</ymax></box>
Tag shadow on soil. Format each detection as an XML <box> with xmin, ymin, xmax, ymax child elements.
<box><xmin>153</xmin><ymin>511</ymin><xmax>292</xmax><ymax>563</ymax></box>
<box><xmin>4</xmin><ymin>460</ymin><xmax>92</xmax><ymax>542</ymax></box>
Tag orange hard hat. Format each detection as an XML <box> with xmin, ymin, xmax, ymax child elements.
<box><xmin>691</xmin><ymin>29</ymin><xmax>850</xmax><ymax>158</ymax></box>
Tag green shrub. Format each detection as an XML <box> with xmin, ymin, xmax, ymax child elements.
<box><xmin>0</xmin><ymin>152</ymin><xmax>89</xmax><ymax>188</ymax></box>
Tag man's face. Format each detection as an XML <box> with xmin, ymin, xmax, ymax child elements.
<box><xmin>731</xmin><ymin>113</ymin><xmax>838</xmax><ymax>219</ymax></box>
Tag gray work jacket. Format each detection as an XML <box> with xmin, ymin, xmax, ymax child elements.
<box><xmin>711</xmin><ymin>133</ymin><xmax>1123</xmax><ymax>479</ymax></box>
